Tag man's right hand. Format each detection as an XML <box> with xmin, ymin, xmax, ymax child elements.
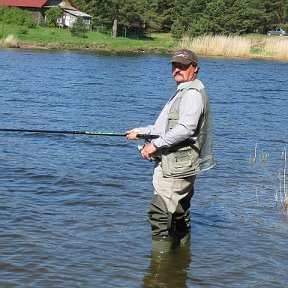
<box><xmin>126</xmin><ymin>128</ymin><xmax>141</xmax><ymax>140</ymax></box>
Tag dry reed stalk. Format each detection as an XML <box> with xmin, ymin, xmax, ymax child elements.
<box><xmin>250</xmin><ymin>143</ymin><xmax>257</xmax><ymax>162</ymax></box>
<box><xmin>180</xmin><ymin>35</ymin><xmax>251</xmax><ymax>58</ymax></box>
<box><xmin>283</xmin><ymin>148</ymin><xmax>287</xmax><ymax>209</ymax></box>
<box><xmin>277</xmin><ymin>148</ymin><xmax>288</xmax><ymax>209</ymax></box>
<box><xmin>263</xmin><ymin>38</ymin><xmax>288</xmax><ymax>60</ymax></box>
<box><xmin>256</xmin><ymin>187</ymin><xmax>259</xmax><ymax>204</ymax></box>
<box><xmin>278</xmin><ymin>169</ymin><xmax>283</xmax><ymax>207</ymax></box>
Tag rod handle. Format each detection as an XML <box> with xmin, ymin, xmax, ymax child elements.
<box><xmin>136</xmin><ymin>134</ymin><xmax>159</xmax><ymax>140</ymax></box>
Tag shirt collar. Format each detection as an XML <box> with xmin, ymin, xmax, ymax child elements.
<box><xmin>177</xmin><ymin>81</ymin><xmax>193</xmax><ymax>91</ymax></box>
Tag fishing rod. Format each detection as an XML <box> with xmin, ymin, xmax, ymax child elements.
<box><xmin>0</xmin><ymin>128</ymin><xmax>159</xmax><ymax>140</ymax></box>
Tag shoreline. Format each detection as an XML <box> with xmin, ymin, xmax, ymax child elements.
<box><xmin>1</xmin><ymin>40</ymin><xmax>287</xmax><ymax>63</ymax></box>
<box><xmin>0</xmin><ymin>41</ymin><xmax>174</xmax><ymax>54</ymax></box>
<box><xmin>18</xmin><ymin>42</ymin><xmax>160</xmax><ymax>52</ymax></box>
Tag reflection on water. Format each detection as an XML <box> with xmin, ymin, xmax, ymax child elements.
<box><xmin>0</xmin><ymin>49</ymin><xmax>288</xmax><ymax>287</ymax></box>
<box><xmin>142</xmin><ymin>246</ymin><xmax>192</xmax><ymax>288</ymax></box>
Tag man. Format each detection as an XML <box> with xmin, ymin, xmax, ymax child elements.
<box><xmin>126</xmin><ymin>49</ymin><xmax>214</xmax><ymax>251</ymax></box>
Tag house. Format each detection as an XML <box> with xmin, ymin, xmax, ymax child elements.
<box><xmin>0</xmin><ymin>0</ymin><xmax>92</xmax><ymax>28</ymax></box>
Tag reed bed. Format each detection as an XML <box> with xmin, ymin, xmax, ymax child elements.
<box><xmin>180</xmin><ymin>34</ymin><xmax>288</xmax><ymax>61</ymax></box>
<box><xmin>180</xmin><ymin>35</ymin><xmax>251</xmax><ymax>58</ymax></box>
<box><xmin>251</xmin><ymin>144</ymin><xmax>287</xmax><ymax>210</ymax></box>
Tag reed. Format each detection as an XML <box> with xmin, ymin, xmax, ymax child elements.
<box><xmin>1</xmin><ymin>34</ymin><xmax>19</xmax><ymax>48</ymax></box>
<box><xmin>283</xmin><ymin>148</ymin><xmax>287</xmax><ymax>209</ymax></box>
<box><xmin>262</xmin><ymin>38</ymin><xmax>288</xmax><ymax>60</ymax></box>
<box><xmin>179</xmin><ymin>35</ymin><xmax>251</xmax><ymax>58</ymax></box>
<box><xmin>277</xmin><ymin>148</ymin><xmax>287</xmax><ymax>210</ymax></box>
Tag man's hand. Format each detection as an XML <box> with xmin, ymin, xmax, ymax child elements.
<box><xmin>126</xmin><ymin>128</ymin><xmax>141</xmax><ymax>140</ymax></box>
<box><xmin>140</xmin><ymin>143</ymin><xmax>157</xmax><ymax>161</ymax></box>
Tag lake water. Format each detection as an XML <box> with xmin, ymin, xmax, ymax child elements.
<box><xmin>0</xmin><ymin>48</ymin><xmax>287</xmax><ymax>288</ymax></box>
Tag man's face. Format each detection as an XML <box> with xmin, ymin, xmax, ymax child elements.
<box><xmin>172</xmin><ymin>62</ymin><xmax>198</xmax><ymax>84</ymax></box>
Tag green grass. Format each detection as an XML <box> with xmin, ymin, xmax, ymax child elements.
<box><xmin>250</xmin><ymin>47</ymin><xmax>264</xmax><ymax>54</ymax></box>
<box><xmin>0</xmin><ymin>24</ymin><xmax>177</xmax><ymax>52</ymax></box>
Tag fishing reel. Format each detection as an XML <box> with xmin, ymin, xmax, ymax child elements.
<box><xmin>137</xmin><ymin>134</ymin><xmax>153</xmax><ymax>153</ymax></box>
<box><xmin>137</xmin><ymin>139</ymin><xmax>159</xmax><ymax>162</ymax></box>
<box><xmin>138</xmin><ymin>143</ymin><xmax>146</xmax><ymax>153</ymax></box>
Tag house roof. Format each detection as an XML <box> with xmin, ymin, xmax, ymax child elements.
<box><xmin>0</xmin><ymin>0</ymin><xmax>48</xmax><ymax>8</ymax></box>
<box><xmin>64</xmin><ymin>9</ymin><xmax>91</xmax><ymax>18</ymax></box>
<box><xmin>0</xmin><ymin>0</ymin><xmax>78</xmax><ymax>9</ymax></box>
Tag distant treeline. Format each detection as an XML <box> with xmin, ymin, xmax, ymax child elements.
<box><xmin>75</xmin><ymin>0</ymin><xmax>288</xmax><ymax>38</ymax></box>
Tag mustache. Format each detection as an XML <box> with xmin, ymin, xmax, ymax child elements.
<box><xmin>174</xmin><ymin>71</ymin><xmax>183</xmax><ymax>77</ymax></box>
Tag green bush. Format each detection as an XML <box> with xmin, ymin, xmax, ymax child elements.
<box><xmin>0</xmin><ymin>6</ymin><xmax>35</xmax><ymax>28</ymax></box>
<box><xmin>70</xmin><ymin>17</ymin><xmax>88</xmax><ymax>38</ymax></box>
<box><xmin>45</xmin><ymin>7</ymin><xmax>62</xmax><ymax>28</ymax></box>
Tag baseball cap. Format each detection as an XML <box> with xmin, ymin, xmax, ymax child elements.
<box><xmin>171</xmin><ymin>49</ymin><xmax>198</xmax><ymax>65</ymax></box>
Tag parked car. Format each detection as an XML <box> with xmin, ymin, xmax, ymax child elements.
<box><xmin>267</xmin><ymin>28</ymin><xmax>288</xmax><ymax>36</ymax></box>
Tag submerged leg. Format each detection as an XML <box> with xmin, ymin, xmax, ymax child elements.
<box><xmin>172</xmin><ymin>188</ymin><xmax>194</xmax><ymax>246</ymax></box>
<box><xmin>147</xmin><ymin>194</ymin><xmax>176</xmax><ymax>252</ymax></box>
<box><xmin>148</xmin><ymin>163</ymin><xmax>196</xmax><ymax>252</ymax></box>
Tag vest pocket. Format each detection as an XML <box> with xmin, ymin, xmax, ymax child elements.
<box><xmin>167</xmin><ymin>112</ymin><xmax>179</xmax><ymax>130</ymax></box>
<box><xmin>161</xmin><ymin>146</ymin><xmax>200</xmax><ymax>178</ymax></box>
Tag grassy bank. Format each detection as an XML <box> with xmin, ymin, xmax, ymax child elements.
<box><xmin>0</xmin><ymin>24</ymin><xmax>175</xmax><ymax>53</ymax></box>
<box><xmin>0</xmin><ymin>24</ymin><xmax>288</xmax><ymax>61</ymax></box>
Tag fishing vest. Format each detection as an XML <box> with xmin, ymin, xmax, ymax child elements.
<box><xmin>161</xmin><ymin>79</ymin><xmax>215</xmax><ymax>178</ymax></box>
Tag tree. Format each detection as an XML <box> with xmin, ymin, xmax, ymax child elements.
<box><xmin>70</xmin><ymin>17</ymin><xmax>88</xmax><ymax>37</ymax></box>
<box><xmin>266</xmin><ymin>0</ymin><xmax>288</xmax><ymax>27</ymax></box>
<box><xmin>204</xmin><ymin>0</ymin><xmax>264</xmax><ymax>35</ymax></box>
<box><xmin>171</xmin><ymin>0</ymin><xmax>283</xmax><ymax>38</ymax></box>
<box><xmin>45</xmin><ymin>7</ymin><xmax>62</xmax><ymax>28</ymax></box>
<box><xmin>0</xmin><ymin>6</ymin><xmax>35</xmax><ymax>28</ymax></box>
<box><xmin>171</xmin><ymin>0</ymin><xmax>208</xmax><ymax>38</ymax></box>
<box><xmin>75</xmin><ymin>0</ymin><xmax>160</xmax><ymax>37</ymax></box>
<box><xmin>74</xmin><ymin>0</ymin><xmax>288</xmax><ymax>37</ymax></box>
<box><xmin>154</xmin><ymin>0</ymin><xmax>174</xmax><ymax>32</ymax></box>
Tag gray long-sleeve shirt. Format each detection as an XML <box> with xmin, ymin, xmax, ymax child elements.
<box><xmin>140</xmin><ymin>81</ymin><xmax>204</xmax><ymax>148</ymax></box>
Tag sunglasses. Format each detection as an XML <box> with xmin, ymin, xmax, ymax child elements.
<box><xmin>172</xmin><ymin>62</ymin><xmax>191</xmax><ymax>70</ymax></box>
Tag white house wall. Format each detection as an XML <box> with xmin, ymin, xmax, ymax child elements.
<box><xmin>62</xmin><ymin>14</ymin><xmax>77</xmax><ymax>27</ymax></box>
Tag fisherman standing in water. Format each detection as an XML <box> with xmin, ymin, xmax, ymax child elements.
<box><xmin>126</xmin><ymin>49</ymin><xmax>214</xmax><ymax>251</ymax></box>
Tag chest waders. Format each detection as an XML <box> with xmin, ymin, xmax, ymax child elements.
<box><xmin>148</xmin><ymin>80</ymin><xmax>214</xmax><ymax>252</ymax></box>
